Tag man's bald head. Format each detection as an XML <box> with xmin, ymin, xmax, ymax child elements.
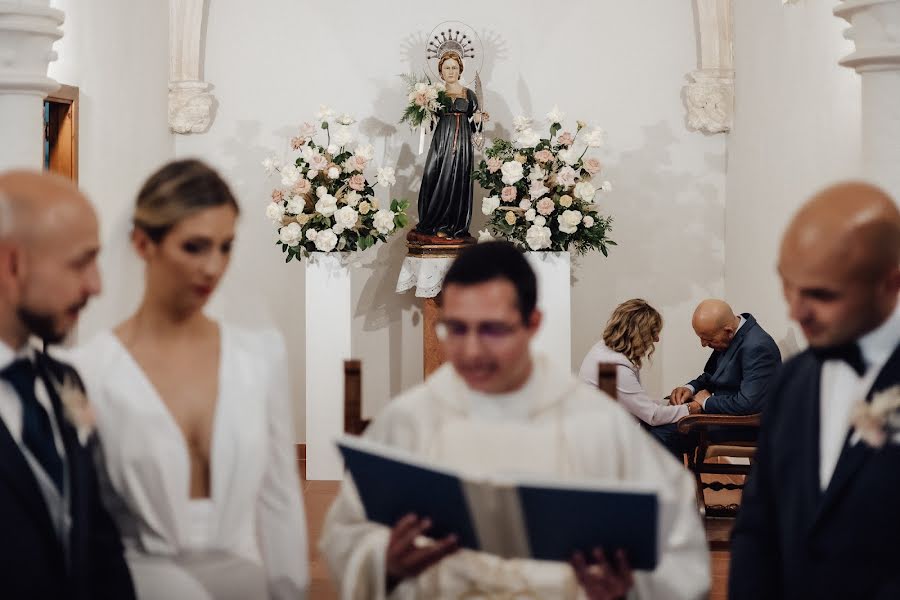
<box><xmin>0</xmin><ymin>170</ymin><xmax>101</xmax><ymax>346</ymax></box>
<box><xmin>691</xmin><ymin>299</ymin><xmax>740</xmax><ymax>351</ymax></box>
<box><xmin>778</xmin><ymin>181</ymin><xmax>900</xmax><ymax>348</ymax></box>
<box><xmin>0</xmin><ymin>170</ymin><xmax>96</xmax><ymax>244</ymax></box>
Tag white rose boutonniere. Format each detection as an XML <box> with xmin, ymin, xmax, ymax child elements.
<box><xmin>850</xmin><ymin>385</ymin><xmax>900</xmax><ymax>449</ymax></box>
<box><xmin>50</xmin><ymin>372</ymin><xmax>95</xmax><ymax>446</ymax></box>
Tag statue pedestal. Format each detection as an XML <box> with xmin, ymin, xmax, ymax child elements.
<box><xmin>305</xmin><ymin>253</ymin><xmax>351</xmax><ymax>480</ymax></box>
<box><xmin>396</xmin><ymin>235</ymin><xmax>475</xmax><ymax>376</ymax></box>
<box><xmin>526</xmin><ymin>252</ymin><xmax>572</xmax><ymax>369</ymax></box>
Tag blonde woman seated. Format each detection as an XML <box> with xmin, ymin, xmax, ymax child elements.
<box><xmin>72</xmin><ymin>160</ymin><xmax>308</xmax><ymax>599</ymax></box>
<box><xmin>578</xmin><ymin>299</ymin><xmax>688</xmax><ymax>426</ymax></box>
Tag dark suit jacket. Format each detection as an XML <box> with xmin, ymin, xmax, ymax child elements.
<box><xmin>0</xmin><ymin>351</ymin><xmax>134</xmax><ymax>600</ymax></box>
<box><xmin>687</xmin><ymin>313</ymin><xmax>781</xmax><ymax>414</ymax></box>
<box><xmin>730</xmin><ymin>343</ymin><xmax>900</xmax><ymax>599</ymax></box>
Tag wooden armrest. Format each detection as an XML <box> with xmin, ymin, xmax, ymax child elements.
<box><xmin>677</xmin><ymin>413</ymin><xmax>761</xmax><ymax>434</ymax></box>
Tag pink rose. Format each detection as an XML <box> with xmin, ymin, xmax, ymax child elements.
<box><xmin>292</xmin><ymin>178</ymin><xmax>311</xmax><ymax>196</ymax></box>
<box><xmin>487</xmin><ymin>157</ymin><xmax>503</xmax><ymax>173</ymax></box>
<box><xmin>347</xmin><ymin>155</ymin><xmax>367</xmax><ymax>172</ymax></box>
<box><xmin>309</xmin><ymin>153</ymin><xmax>328</xmax><ymax>171</ymax></box>
<box><xmin>298</xmin><ymin>122</ymin><xmax>316</xmax><ymax>139</ymax></box>
<box><xmin>557</xmin><ymin>131</ymin><xmax>574</xmax><ymax>146</ymax></box>
<box><xmin>536</xmin><ymin>197</ymin><xmax>555</xmax><ymax>216</ymax></box>
<box><xmin>414</xmin><ymin>91</ymin><xmax>429</xmax><ymax>107</ymax></box>
<box><xmin>556</xmin><ymin>166</ymin><xmax>577</xmax><ymax>189</ymax></box>
<box><xmin>271</xmin><ymin>189</ymin><xmax>285</xmax><ymax>203</ymax></box>
<box><xmin>583</xmin><ymin>157</ymin><xmax>602</xmax><ymax>175</ymax></box>
<box><xmin>291</xmin><ymin>137</ymin><xmax>305</xmax><ymax>150</ymax></box>
<box><xmin>501</xmin><ymin>186</ymin><xmax>517</xmax><ymax>202</ymax></box>
<box><xmin>534</xmin><ymin>149</ymin><xmax>553</xmax><ymax>164</ymax></box>
<box><xmin>349</xmin><ymin>174</ymin><xmax>366</xmax><ymax>191</ymax></box>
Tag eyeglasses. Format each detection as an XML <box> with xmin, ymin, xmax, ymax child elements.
<box><xmin>436</xmin><ymin>319</ymin><xmax>525</xmax><ymax>345</ymax></box>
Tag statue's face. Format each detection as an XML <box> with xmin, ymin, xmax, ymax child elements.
<box><xmin>440</xmin><ymin>57</ymin><xmax>460</xmax><ymax>83</ymax></box>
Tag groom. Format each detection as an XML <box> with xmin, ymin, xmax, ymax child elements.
<box><xmin>0</xmin><ymin>171</ymin><xmax>134</xmax><ymax>599</ymax></box>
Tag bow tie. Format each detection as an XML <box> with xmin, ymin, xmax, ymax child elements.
<box><xmin>812</xmin><ymin>342</ymin><xmax>867</xmax><ymax>376</ymax></box>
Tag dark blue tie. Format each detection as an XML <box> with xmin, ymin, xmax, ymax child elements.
<box><xmin>2</xmin><ymin>358</ymin><xmax>64</xmax><ymax>492</ymax></box>
<box><xmin>813</xmin><ymin>342</ymin><xmax>866</xmax><ymax>377</ymax></box>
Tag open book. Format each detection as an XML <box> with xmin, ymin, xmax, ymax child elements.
<box><xmin>337</xmin><ymin>435</ymin><xmax>660</xmax><ymax>569</ymax></box>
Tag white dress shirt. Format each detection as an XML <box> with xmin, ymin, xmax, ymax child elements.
<box><xmin>819</xmin><ymin>304</ymin><xmax>900</xmax><ymax>490</ymax></box>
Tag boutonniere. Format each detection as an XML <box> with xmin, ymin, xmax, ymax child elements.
<box><xmin>850</xmin><ymin>385</ymin><xmax>900</xmax><ymax>449</ymax></box>
<box><xmin>48</xmin><ymin>371</ymin><xmax>96</xmax><ymax>446</ymax></box>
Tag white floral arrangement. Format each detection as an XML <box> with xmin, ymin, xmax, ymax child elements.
<box><xmin>263</xmin><ymin>106</ymin><xmax>409</xmax><ymax>260</ymax></box>
<box><xmin>473</xmin><ymin>106</ymin><xmax>615</xmax><ymax>255</ymax></box>
<box><xmin>399</xmin><ymin>73</ymin><xmax>448</xmax><ymax>130</ymax></box>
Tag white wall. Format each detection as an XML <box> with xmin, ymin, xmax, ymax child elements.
<box><xmin>173</xmin><ymin>0</ymin><xmax>727</xmax><ymax>440</ymax></box>
<box><xmin>725</xmin><ymin>0</ymin><xmax>861</xmax><ymax>354</ymax></box>
<box><xmin>48</xmin><ymin>0</ymin><xmax>174</xmax><ymax>338</ymax></box>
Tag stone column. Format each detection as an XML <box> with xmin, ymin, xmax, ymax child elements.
<box><xmin>169</xmin><ymin>0</ymin><xmax>213</xmax><ymax>134</ymax></box>
<box><xmin>835</xmin><ymin>0</ymin><xmax>900</xmax><ymax>200</ymax></box>
<box><xmin>684</xmin><ymin>0</ymin><xmax>734</xmax><ymax>134</ymax></box>
<box><xmin>0</xmin><ymin>0</ymin><xmax>64</xmax><ymax>170</ymax></box>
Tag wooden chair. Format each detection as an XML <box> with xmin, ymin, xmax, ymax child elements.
<box><xmin>343</xmin><ymin>360</ymin><xmax>370</xmax><ymax>435</ymax></box>
<box><xmin>596</xmin><ymin>362</ymin><xmax>618</xmax><ymax>399</ymax></box>
<box><xmin>676</xmin><ymin>413</ymin><xmax>761</xmax><ymax>519</ymax></box>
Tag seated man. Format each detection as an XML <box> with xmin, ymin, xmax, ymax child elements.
<box><xmin>320</xmin><ymin>242</ymin><xmax>709</xmax><ymax>599</ymax></box>
<box><xmin>651</xmin><ymin>299</ymin><xmax>782</xmax><ymax>455</ymax></box>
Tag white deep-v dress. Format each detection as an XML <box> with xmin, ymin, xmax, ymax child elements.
<box><xmin>71</xmin><ymin>325</ymin><xmax>309</xmax><ymax>600</ymax></box>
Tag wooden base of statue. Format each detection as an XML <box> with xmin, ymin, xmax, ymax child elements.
<box><xmin>405</xmin><ymin>230</ymin><xmax>475</xmax><ymax>376</ymax></box>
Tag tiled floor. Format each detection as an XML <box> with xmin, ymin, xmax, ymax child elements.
<box><xmin>300</xmin><ymin>465</ymin><xmax>736</xmax><ymax>599</ymax></box>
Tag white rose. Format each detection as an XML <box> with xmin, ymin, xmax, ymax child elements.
<box><xmin>279</xmin><ymin>222</ymin><xmax>302</xmax><ymax>246</ymax></box>
<box><xmin>334</xmin><ymin>127</ymin><xmax>354</xmax><ymax>148</ymax></box>
<box><xmin>301</xmin><ymin>145</ymin><xmax>316</xmax><ymax>163</ymax></box>
<box><xmin>558</xmin><ymin>209</ymin><xmax>583</xmax><ymax>234</ymax></box>
<box><xmin>574</xmin><ymin>181</ymin><xmax>596</xmax><ymax>201</ymax></box>
<box><xmin>556</xmin><ymin>166</ymin><xmax>577</xmax><ymax>188</ymax></box>
<box><xmin>377</xmin><ymin>166</ymin><xmax>396</xmax><ymax>187</ymax></box>
<box><xmin>354</xmin><ymin>144</ymin><xmax>375</xmax><ymax>160</ymax></box>
<box><xmin>500</xmin><ymin>161</ymin><xmax>524</xmax><ymax>185</ymax></box>
<box><xmin>332</xmin><ymin>224</ymin><xmax>345</xmax><ymax>235</ymax></box>
<box><xmin>262</xmin><ymin>157</ymin><xmax>281</xmax><ymax>175</ymax></box>
<box><xmin>477</xmin><ymin>229</ymin><xmax>495</xmax><ymax>243</ymax></box>
<box><xmin>316</xmin><ymin>186</ymin><xmax>327</xmax><ymax>198</ymax></box>
<box><xmin>525</xmin><ymin>224</ymin><xmax>552</xmax><ymax>250</ymax></box>
<box><xmin>515</xmin><ymin>128</ymin><xmax>541</xmax><ymax>148</ymax></box>
<box><xmin>285</xmin><ymin>196</ymin><xmax>305</xmax><ymax>215</ymax></box>
<box><xmin>306</xmin><ymin>170</ymin><xmax>319</xmax><ymax>180</ymax></box>
<box><xmin>373</xmin><ymin>209</ymin><xmax>396</xmax><ymax>235</ymax></box>
<box><xmin>481</xmin><ymin>195</ymin><xmax>501</xmax><ymax>215</ymax></box>
<box><xmin>314</xmin><ymin>228</ymin><xmax>338</xmax><ymax>252</ymax></box>
<box><xmin>266</xmin><ymin>202</ymin><xmax>285</xmax><ymax>223</ymax></box>
<box><xmin>600</xmin><ymin>180</ymin><xmax>612</xmax><ymax>192</ymax></box>
<box><xmin>525</xmin><ymin>208</ymin><xmax>537</xmax><ymax>222</ymax></box>
<box><xmin>324</xmin><ymin>144</ymin><xmax>338</xmax><ymax>157</ymax></box>
<box><xmin>513</xmin><ymin>115</ymin><xmax>532</xmax><ymax>132</ymax></box>
<box><xmin>280</xmin><ymin>164</ymin><xmax>301</xmax><ymax>187</ymax></box>
<box><xmin>582</xmin><ymin>215</ymin><xmax>595</xmax><ymax>228</ymax></box>
<box><xmin>344</xmin><ymin>190</ymin><xmax>361</xmax><ymax>207</ymax></box>
<box><xmin>528</xmin><ymin>166</ymin><xmax>547</xmax><ymax>182</ymax></box>
<box><xmin>557</xmin><ymin>147</ymin><xmax>579</xmax><ymax>166</ymax></box>
<box><xmin>316</xmin><ymin>104</ymin><xmax>334</xmax><ymax>120</ymax></box>
<box><xmin>327</xmin><ymin>166</ymin><xmax>341</xmax><ymax>179</ymax></box>
<box><xmin>584</xmin><ymin>128</ymin><xmax>605</xmax><ymax>148</ymax></box>
<box><xmin>315</xmin><ymin>194</ymin><xmax>338</xmax><ymax>217</ymax></box>
<box><xmin>529</xmin><ymin>179</ymin><xmax>550</xmax><ymax>200</ymax></box>
<box><xmin>519</xmin><ymin>199</ymin><xmax>532</xmax><ymax>210</ymax></box>
<box><xmin>337</xmin><ymin>113</ymin><xmax>355</xmax><ymax>126</ymax></box>
<box><xmin>534</xmin><ymin>215</ymin><xmax>547</xmax><ymax>227</ymax></box>
<box><xmin>546</xmin><ymin>105</ymin><xmax>566</xmax><ymax>124</ymax></box>
<box><xmin>358</xmin><ymin>200</ymin><xmax>371</xmax><ymax>215</ymax></box>
<box><xmin>334</xmin><ymin>205</ymin><xmax>359</xmax><ymax>230</ymax></box>
<box><xmin>305</xmin><ymin>228</ymin><xmax>318</xmax><ymax>241</ymax></box>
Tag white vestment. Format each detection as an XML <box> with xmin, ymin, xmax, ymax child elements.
<box><xmin>320</xmin><ymin>356</ymin><xmax>709</xmax><ymax>599</ymax></box>
<box><xmin>71</xmin><ymin>325</ymin><xmax>309</xmax><ymax>600</ymax></box>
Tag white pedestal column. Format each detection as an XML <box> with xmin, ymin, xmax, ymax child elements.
<box><xmin>526</xmin><ymin>252</ymin><xmax>572</xmax><ymax>370</ymax></box>
<box><xmin>835</xmin><ymin>0</ymin><xmax>900</xmax><ymax>200</ymax></box>
<box><xmin>305</xmin><ymin>254</ymin><xmax>352</xmax><ymax>481</ymax></box>
<box><xmin>0</xmin><ymin>1</ymin><xmax>64</xmax><ymax>170</ymax></box>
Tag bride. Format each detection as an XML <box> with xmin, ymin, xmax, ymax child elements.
<box><xmin>73</xmin><ymin>159</ymin><xmax>309</xmax><ymax>599</ymax></box>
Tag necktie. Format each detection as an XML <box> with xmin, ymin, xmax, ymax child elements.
<box><xmin>813</xmin><ymin>342</ymin><xmax>866</xmax><ymax>377</ymax></box>
<box><xmin>1</xmin><ymin>358</ymin><xmax>64</xmax><ymax>492</ymax></box>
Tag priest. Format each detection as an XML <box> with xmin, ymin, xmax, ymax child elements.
<box><xmin>320</xmin><ymin>242</ymin><xmax>709</xmax><ymax>599</ymax></box>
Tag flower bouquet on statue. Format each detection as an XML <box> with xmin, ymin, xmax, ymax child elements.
<box><xmin>398</xmin><ymin>73</ymin><xmax>448</xmax><ymax>131</ymax></box>
<box><xmin>473</xmin><ymin>106</ymin><xmax>616</xmax><ymax>255</ymax></box>
<box><xmin>262</xmin><ymin>106</ymin><xmax>409</xmax><ymax>261</ymax></box>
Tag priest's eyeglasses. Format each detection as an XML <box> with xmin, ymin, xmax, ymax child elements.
<box><xmin>435</xmin><ymin>319</ymin><xmax>524</xmax><ymax>345</ymax></box>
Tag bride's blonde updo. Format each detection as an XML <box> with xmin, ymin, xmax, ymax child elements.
<box><xmin>133</xmin><ymin>159</ymin><xmax>240</xmax><ymax>242</ymax></box>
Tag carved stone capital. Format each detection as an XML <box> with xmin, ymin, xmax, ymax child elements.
<box><xmin>0</xmin><ymin>1</ymin><xmax>64</xmax><ymax>96</ymax></box>
<box><xmin>685</xmin><ymin>69</ymin><xmax>734</xmax><ymax>134</ymax></box>
<box><xmin>168</xmin><ymin>80</ymin><xmax>212</xmax><ymax>134</ymax></box>
<box><xmin>835</xmin><ymin>0</ymin><xmax>900</xmax><ymax>73</ymax></box>
<box><xmin>685</xmin><ymin>0</ymin><xmax>734</xmax><ymax>134</ymax></box>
